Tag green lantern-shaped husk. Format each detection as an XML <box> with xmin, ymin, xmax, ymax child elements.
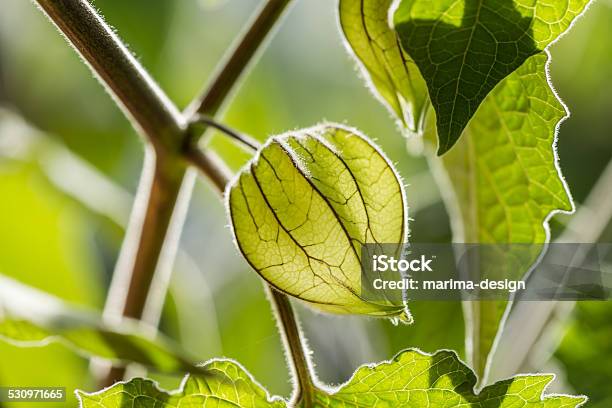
<box><xmin>227</xmin><ymin>123</ymin><xmax>410</xmax><ymax>323</ymax></box>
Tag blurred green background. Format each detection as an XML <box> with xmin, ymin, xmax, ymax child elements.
<box><xmin>0</xmin><ymin>0</ymin><xmax>610</xmax><ymax>406</ymax></box>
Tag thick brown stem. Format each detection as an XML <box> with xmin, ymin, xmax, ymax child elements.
<box><xmin>103</xmin><ymin>151</ymin><xmax>187</xmax><ymax>320</ymax></box>
<box><xmin>33</xmin><ymin>0</ymin><xmax>190</xmax><ymax>385</ymax></box>
<box><xmin>95</xmin><ymin>150</ymin><xmax>189</xmax><ymax>387</ymax></box>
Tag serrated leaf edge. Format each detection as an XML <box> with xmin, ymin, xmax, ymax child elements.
<box><xmin>421</xmin><ymin>49</ymin><xmax>576</xmax><ymax>386</ymax></box>
<box><xmin>75</xmin><ymin>357</ymin><xmax>286</xmax><ymax>407</ymax></box>
<box><xmin>476</xmin><ymin>48</ymin><xmax>577</xmax><ymax>386</ymax></box>
<box><xmin>317</xmin><ymin>347</ymin><xmax>588</xmax><ymax>406</ymax></box>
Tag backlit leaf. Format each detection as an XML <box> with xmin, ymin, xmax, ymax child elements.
<box><xmin>425</xmin><ymin>53</ymin><xmax>573</xmax><ymax>379</ymax></box>
<box><xmin>76</xmin><ymin>349</ymin><xmax>586</xmax><ymax>407</ymax></box>
<box><xmin>77</xmin><ymin>359</ymin><xmax>285</xmax><ymax>407</ymax></box>
<box><xmin>339</xmin><ymin>0</ymin><xmax>429</xmax><ymax>134</ymax></box>
<box><xmin>394</xmin><ymin>0</ymin><xmax>590</xmax><ymax>153</ymax></box>
<box><xmin>314</xmin><ymin>349</ymin><xmax>586</xmax><ymax>407</ymax></box>
<box><xmin>0</xmin><ymin>275</ymin><xmax>205</xmax><ymax>375</ymax></box>
<box><xmin>227</xmin><ymin>124</ymin><xmax>409</xmax><ymax>321</ymax></box>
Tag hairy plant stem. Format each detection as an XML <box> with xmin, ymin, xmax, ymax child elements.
<box><xmin>33</xmin><ymin>0</ymin><xmax>311</xmax><ymax>399</ymax></box>
<box><xmin>34</xmin><ymin>0</ymin><xmax>186</xmax><ymax>152</ymax></box>
<box><xmin>190</xmin><ymin>114</ymin><xmax>262</xmax><ymax>151</ymax></box>
<box><xmin>185</xmin><ymin>0</ymin><xmax>291</xmax><ymax>118</ymax></box>
<box><xmin>268</xmin><ymin>288</ymin><xmax>316</xmax><ymax>407</ymax></box>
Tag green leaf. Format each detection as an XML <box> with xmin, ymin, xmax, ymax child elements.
<box><xmin>0</xmin><ymin>275</ymin><xmax>204</xmax><ymax>375</ymax></box>
<box><xmin>339</xmin><ymin>0</ymin><xmax>429</xmax><ymax>134</ymax></box>
<box><xmin>394</xmin><ymin>0</ymin><xmax>590</xmax><ymax>154</ymax></box>
<box><xmin>77</xmin><ymin>350</ymin><xmax>587</xmax><ymax>408</ymax></box>
<box><xmin>436</xmin><ymin>52</ymin><xmax>573</xmax><ymax>242</ymax></box>
<box><xmin>77</xmin><ymin>359</ymin><xmax>285</xmax><ymax>407</ymax></box>
<box><xmin>314</xmin><ymin>349</ymin><xmax>586</xmax><ymax>407</ymax></box>
<box><xmin>426</xmin><ymin>53</ymin><xmax>573</xmax><ymax>379</ymax></box>
<box><xmin>227</xmin><ymin>124</ymin><xmax>409</xmax><ymax>321</ymax></box>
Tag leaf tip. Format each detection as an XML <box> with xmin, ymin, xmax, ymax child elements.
<box><xmin>435</xmin><ymin>140</ymin><xmax>452</xmax><ymax>156</ymax></box>
<box><xmin>389</xmin><ymin>306</ymin><xmax>412</xmax><ymax>325</ymax></box>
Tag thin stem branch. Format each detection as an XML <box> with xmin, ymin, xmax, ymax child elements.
<box><xmin>185</xmin><ymin>0</ymin><xmax>291</xmax><ymax>118</ymax></box>
<box><xmin>181</xmin><ymin>0</ymin><xmax>290</xmax><ymax>172</ymax></box>
<box><xmin>191</xmin><ymin>114</ymin><xmax>261</xmax><ymax>151</ymax></box>
<box><xmin>184</xmin><ymin>148</ymin><xmax>233</xmax><ymax>193</ymax></box>
<box><xmin>268</xmin><ymin>288</ymin><xmax>316</xmax><ymax>407</ymax></box>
